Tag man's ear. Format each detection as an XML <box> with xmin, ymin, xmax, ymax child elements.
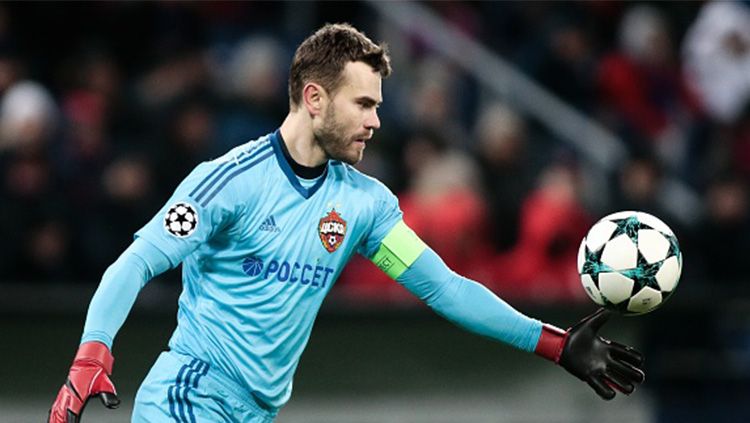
<box><xmin>302</xmin><ymin>82</ymin><xmax>327</xmax><ymax>117</ymax></box>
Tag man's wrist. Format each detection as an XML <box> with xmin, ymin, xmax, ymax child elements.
<box><xmin>534</xmin><ymin>324</ymin><xmax>567</xmax><ymax>363</ymax></box>
<box><xmin>75</xmin><ymin>342</ymin><xmax>114</xmax><ymax>374</ymax></box>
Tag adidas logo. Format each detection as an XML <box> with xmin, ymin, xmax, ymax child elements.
<box><xmin>259</xmin><ymin>215</ymin><xmax>281</xmax><ymax>233</ymax></box>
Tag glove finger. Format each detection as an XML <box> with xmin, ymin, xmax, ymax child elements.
<box><xmin>100</xmin><ymin>392</ymin><xmax>121</xmax><ymax>409</ymax></box>
<box><xmin>603</xmin><ymin>368</ymin><xmax>635</xmax><ymax>395</ymax></box>
<box><xmin>49</xmin><ymin>385</ymin><xmax>82</xmax><ymax>423</ymax></box>
<box><xmin>47</xmin><ymin>407</ymin><xmax>68</xmax><ymax>423</ymax></box>
<box><xmin>583</xmin><ymin>308</ymin><xmax>612</xmax><ymax>333</ymax></box>
<box><xmin>587</xmin><ymin>375</ymin><xmax>616</xmax><ymax>400</ymax></box>
<box><xmin>609</xmin><ymin>341</ymin><xmax>644</xmax><ymax>367</ymax></box>
<box><xmin>609</xmin><ymin>359</ymin><xmax>645</xmax><ymax>384</ymax></box>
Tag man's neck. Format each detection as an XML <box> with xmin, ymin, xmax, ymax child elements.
<box><xmin>276</xmin><ymin>129</ymin><xmax>327</xmax><ymax>179</ymax></box>
<box><xmin>278</xmin><ymin>112</ymin><xmax>328</xmax><ymax>168</ymax></box>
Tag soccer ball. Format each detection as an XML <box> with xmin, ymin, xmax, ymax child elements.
<box><xmin>578</xmin><ymin>211</ymin><xmax>682</xmax><ymax>315</ymax></box>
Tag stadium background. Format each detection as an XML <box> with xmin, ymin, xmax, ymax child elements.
<box><xmin>0</xmin><ymin>1</ymin><xmax>748</xmax><ymax>422</ymax></box>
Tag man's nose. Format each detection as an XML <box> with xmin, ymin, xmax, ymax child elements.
<box><xmin>365</xmin><ymin>110</ymin><xmax>380</xmax><ymax>130</ymax></box>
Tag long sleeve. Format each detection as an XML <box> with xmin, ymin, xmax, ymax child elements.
<box><xmin>80</xmin><ymin>238</ymin><xmax>172</xmax><ymax>349</ymax></box>
<box><xmin>397</xmin><ymin>247</ymin><xmax>543</xmax><ymax>352</ymax></box>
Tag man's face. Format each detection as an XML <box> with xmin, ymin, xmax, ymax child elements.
<box><xmin>314</xmin><ymin>61</ymin><xmax>382</xmax><ymax>165</ymax></box>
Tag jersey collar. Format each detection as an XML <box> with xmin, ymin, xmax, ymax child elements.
<box><xmin>271</xmin><ymin>129</ymin><xmax>329</xmax><ymax>199</ymax></box>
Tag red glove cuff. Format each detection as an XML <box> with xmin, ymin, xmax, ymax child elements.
<box><xmin>534</xmin><ymin>324</ymin><xmax>567</xmax><ymax>363</ymax></box>
<box><xmin>74</xmin><ymin>342</ymin><xmax>114</xmax><ymax>375</ymax></box>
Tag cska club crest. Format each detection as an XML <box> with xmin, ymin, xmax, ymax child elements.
<box><xmin>319</xmin><ymin>208</ymin><xmax>347</xmax><ymax>253</ymax></box>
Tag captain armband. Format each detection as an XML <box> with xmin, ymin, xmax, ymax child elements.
<box><xmin>370</xmin><ymin>220</ymin><xmax>427</xmax><ymax>279</ymax></box>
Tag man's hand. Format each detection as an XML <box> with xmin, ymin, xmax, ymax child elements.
<box><xmin>535</xmin><ymin>308</ymin><xmax>645</xmax><ymax>400</ymax></box>
<box><xmin>49</xmin><ymin>342</ymin><xmax>120</xmax><ymax>423</ymax></box>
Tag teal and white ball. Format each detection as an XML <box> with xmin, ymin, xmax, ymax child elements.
<box><xmin>578</xmin><ymin>211</ymin><xmax>682</xmax><ymax>315</ymax></box>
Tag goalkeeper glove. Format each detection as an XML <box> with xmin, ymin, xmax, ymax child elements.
<box><xmin>534</xmin><ymin>308</ymin><xmax>645</xmax><ymax>400</ymax></box>
<box><xmin>48</xmin><ymin>341</ymin><xmax>120</xmax><ymax>423</ymax></box>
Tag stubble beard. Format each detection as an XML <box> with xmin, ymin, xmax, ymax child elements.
<box><xmin>314</xmin><ymin>105</ymin><xmax>363</xmax><ymax>165</ymax></box>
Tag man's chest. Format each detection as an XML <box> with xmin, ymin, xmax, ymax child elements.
<box><xmin>229</xmin><ymin>185</ymin><xmax>372</xmax><ymax>264</ymax></box>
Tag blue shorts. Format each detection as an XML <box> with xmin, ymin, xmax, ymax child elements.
<box><xmin>132</xmin><ymin>350</ymin><xmax>278</xmax><ymax>423</ymax></box>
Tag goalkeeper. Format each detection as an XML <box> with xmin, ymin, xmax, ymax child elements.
<box><xmin>49</xmin><ymin>23</ymin><xmax>644</xmax><ymax>423</ymax></box>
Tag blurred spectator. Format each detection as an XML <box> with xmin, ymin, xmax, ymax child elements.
<box><xmin>695</xmin><ymin>176</ymin><xmax>750</xmax><ymax>283</ymax></box>
<box><xmin>683</xmin><ymin>1</ymin><xmax>750</xmax><ymax>125</ymax></box>
<box><xmin>0</xmin><ymin>80</ymin><xmax>57</xmax><ymax>153</ymax></box>
<box><xmin>597</xmin><ymin>5</ymin><xmax>701</xmax><ymax>171</ymax></box>
<box><xmin>65</xmin><ymin>51</ymin><xmax>133</xmax><ymax>138</ymax></box>
<box><xmin>534</xmin><ymin>17</ymin><xmax>597</xmax><ymax>112</ymax></box>
<box><xmin>473</xmin><ymin>102</ymin><xmax>538</xmax><ymax>252</ymax></box>
<box><xmin>399</xmin><ymin>143</ymin><xmax>491</xmax><ymax>279</ymax></box>
<box><xmin>405</xmin><ymin>57</ymin><xmax>469</xmax><ymax>146</ymax></box>
<box><xmin>478</xmin><ymin>2</ymin><xmax>555</xmax><ymax>59</ymax></box>
<box><xmin>156</xmin><ymin>99</ymin><xmax>216</xmax><ymax>191</ymax></box>
<box><xmin>59</xmin><ymin>88</ymin><xmax>112</xmax><ymax>210</ymax></box>
<box><xmin>215</xmin><ymin>35</ymin><xmax>288</xmax><ymax>150</ymax></box>
<box><xmin>730</xmin><ymin>107</ymin><xmax>750</xmax><ymax>181</ymax></box>
<box><xmin>78</xmin><ymin>154</ymin><xmax>157</xmax><ymax>279</ymax></box>
<box><xmin>612</xmin><ymin>155</ymin><xmax>666</xmax><ymax>216</ymax></box>
<box><xmin>20</xmin><ymin>219</ymin><xmax>72</xmax><ymax>281</ymax></box>
<box><xmin>491</xmin><ymin>161</ymin><xmax>591</xmax><ymax>303</ymax></box>
<box><xmin>221</xmin><ymin>36</ymin><xmax>286</xmax><ymax>108</ymax></box>
<box><xmin>0</xmin><ymin>150</ymin><xmax>71</xmax><ymax>281</ymax></box>
<box><xmin>136</xmin><ymin>49</ymin><xmax>212</xmax><ymax>111</ymax></box>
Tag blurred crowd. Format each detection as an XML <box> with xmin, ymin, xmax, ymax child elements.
<box><xmin>1</xmin><ymin>1</ymin><xmax>749</xmax><ymax>308</ymax></box>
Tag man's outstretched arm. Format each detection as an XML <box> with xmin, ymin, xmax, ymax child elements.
<box><xmin>369</xmin><ymin>220</ymin><xmax>645</xmax><ymax>399</ymax></box>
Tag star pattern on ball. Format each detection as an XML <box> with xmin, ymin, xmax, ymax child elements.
<box><xmin>581</xmin><ymin>244</ymin><xmax>609</xmax><ymax>275</ymax></box>
<box><xmin>620</xmin><ymin>255</ymin><xmax>661</xmax><ymax>291</ymax></box>
<box><xmin>609</xmin><ymin>216</ymin><xmax>652</xmax><ymax>244</ymax></box>
<box><xmin>665</xmin><ymin>233</ymin><xmax>680</xmax><ymax>260</ymax></box>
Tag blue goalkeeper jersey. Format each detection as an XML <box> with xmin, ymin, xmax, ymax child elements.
<box><xmin>134</xmin><ymin>129</ymin><xmax>402</xmax><ymax>407</ymax></box>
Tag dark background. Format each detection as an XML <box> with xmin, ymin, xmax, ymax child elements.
<box><xmin>1</xmin><ymin>1</ymin><xmax>749</xmax><ymax>422</ymax></box>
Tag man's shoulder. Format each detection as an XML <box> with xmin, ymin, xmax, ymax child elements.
<box><xmin>330</xmin><ymin>161</ymin><xmax>395</xmax><ymax>200</ymax></box>
<box><xmin>186</xmin><ymin>133</ymin><xmax>277</xmax><ymax>206</ymax></box>
<box><xmin>197</xmin><ymin>134</ymin><xmax>277</xmax><ymax>181</ymax></box>
<box><xmin>211</xmin><ymin>134</ymin><xmax>275</xmax><ymax>167</ymax></box>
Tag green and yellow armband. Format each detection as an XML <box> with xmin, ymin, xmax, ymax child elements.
<box><xmin>370</xmin><ymin>220</ymin><xmax>427</xmax><ymax>279</ymax></box>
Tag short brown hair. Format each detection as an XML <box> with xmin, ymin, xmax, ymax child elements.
<box><xmin>288</xmin><ymin>23</ymin><xmax>391</xmax><ymax>107</ymax></box>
